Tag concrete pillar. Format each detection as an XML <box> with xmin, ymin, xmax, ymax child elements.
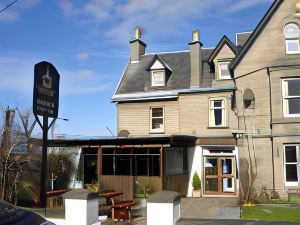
<box><xmin>147</xmin><ymin>191</ymin><xmax>181</xmax><ymax>225</ymax></box>
<box><xmin>63</xmin><ymin>189</ymin><xmax>100</xmax><ymax>225</ymax></box>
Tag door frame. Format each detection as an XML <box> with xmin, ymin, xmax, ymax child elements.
<box><xmin>203</xmin><ymin>155</ymin><xmax>237</xmax><ymax>196</ymax></box>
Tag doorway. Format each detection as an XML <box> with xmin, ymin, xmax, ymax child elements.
<box><xmin>204</xmin><ymin>156</ymin><xmax>236</xmax><ymax>195</ymax></box>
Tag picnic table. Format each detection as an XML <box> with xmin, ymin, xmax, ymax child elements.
<box><xmin>99</xmin><ymin>190</ymin><xmax>136</xmax><ymax>221</ymax></box>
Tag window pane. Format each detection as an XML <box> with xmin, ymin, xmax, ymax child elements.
<box><xmin>285</xmin><ymin>146</ymin><xmax>297</xmax><ymax>163</ymax></box>
<box><xmin>84</xmin><ymin>155</ymin><xmax>97</xmax><ymax>183</ymax></box>
<box><xmin>214</xmin><ymin>100</ymin><xmax>222</xmax><ymax>108</ymax></box>
<box><xmin>214</xmin><ymin>109</ymin><xmax>222</xmax><ymax>125</ymax></box>
<box><xmin>136</xmin><ymin>156</ymin><xmax>148</xmax><ymax>176</ymax></box>
<box><xmin>165</xmin><ymin>148</ymin><xmax>184</xmax><ymax>175</ymax></box>
<box><xmin>152</xmin><ymin>108</ymin><xmax>163</xmax><ymax>117</ymax></box>
<box><xmin>288</xmin><ymin>98</ymin><xmax>300</xmax><ymax>114</ymax></box>
<box><xmin>222</xmin><ymin>159</ymin><xmax>232</xmax><ymax>174</ymax></box>
<box><xmin>152</xmin><ymin>118</ymin><xmax>163</xmax><ymax>129</ymax></box>
<box><xmin>102</xmin><ymin>155</ymin><xmax>114</xmax><ymax>175</ymax></box>
<box><xmin>152</xmin><ymin>71</ymin><xmax>164</xmax><ymax>86</ymax></box>
<box><xmin>219</xmin><ymin>62</ymin><xmax>230</xmax><ymax>78</ymax></box>
<box><xmin>149</xmin><ymin>155</ymin><xmax>160</xmax><ymax>176</ymax></box>
<box><xmin>205</xmin><ymin>159</ymin><xmax>218</xmax><ymax>175</ymax></box>
<box><xmin>287</xmin><ymin>41</ymin><xmax>299</xmax><ymax>53</ymax></box>
<box><xmin>286</xmin><ymin>165</ymin><xmax>298</xmax><ymax>182</ymax></box>
<box><xmin>284</xmin><ymin>24</ymin><xmax>300</xmax><ymax>38</ymax></box>
<box><xmin>115</xmin><ymin>155</ymin><xmax>131</xmax><ymax>175</ymax></box>
<box><xmin>287</xmin><ymin>79</ymin><xmax>300</xmax><ymax>96</ymax></box>
<box><xmin>205</xmin><ymin>179</ymin><xmax>218</xmax><ymax>192</ymax></box>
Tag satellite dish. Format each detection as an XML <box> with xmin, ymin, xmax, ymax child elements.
<box><xmin>118</xmin><ymin>130</ymin><xmax>130</xmax><ymax>138</ymax></box>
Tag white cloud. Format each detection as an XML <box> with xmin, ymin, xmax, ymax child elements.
<box><xmin>0</xmin><ymin>0</ymin><xmax>41</xmax><ymax>22</ymax></box>
<box><xmin>0</xmin><ymin>9</ymin><xmax>19</xmax><ymax>22</ymax></box>
<box><xmin>60</xmin><ymin>69</ymin><xmax>111</xmax><ymax>95</ymax></box>
<box><xmin>57</xmin><ymin>0</ymin><xmax>80</xmax><ymax>18</ymax></box>
<box><xmin>57</xmin><ymin>0</ymin><xmax>272</xmax><ymax>43</ymax></box>
<box><xmin>83</xmin><ymin>0</ymin><xmax>114</xmax><ymax>22</ymax></box>
<box><xmin>228</xmin><ymin>0</ymin><xmax>273</xmax><ymax>13</ymax></box>
<box><xmin>21</xmin><ymin>0</ymin><xmax>41</xmax><ymax>8</ymax></box>
<box><xmin>0</xmin><ymin>54</ymin><xmax>111</xmax><ymax>96</ymax></box>
<box><xmin>73</xmin><ymin>70</ymin><xmax>93</xmax><ymax>78</ymax></box>
<box><xmin>75</xmin><ymin>52</ymin><xmax>89</xmax><ymax>61</ymax></box>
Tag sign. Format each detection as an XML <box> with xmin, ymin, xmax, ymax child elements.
<box><xmin>33</xmin><ymin>61</ymin><xmax>60</xmax><ymax>118</ymax></box>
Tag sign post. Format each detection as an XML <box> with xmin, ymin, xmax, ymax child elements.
<box><xmin>33</xmin><ymin>61</ymin><xmax>60</xmax><ymax>208</ymax></box>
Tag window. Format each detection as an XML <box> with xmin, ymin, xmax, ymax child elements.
<box><xmin>165</xmin><ymin>147</ymin><xmax>186</xmax><ymax>175</ymax></box>
<box><xmin>284</xmin><ymin>145</ymin><xmax>299</xmax><ymax>186</ymax></box>
<box><xmin>151</xmin><ymin>70</ymin><xmax>165</xmax><ymax>87</ymax></box>
<box><xmin>282</xmin><ymin>78</ymin><xmax>300</xmax><ymax>117</ymax></box>
<box><xmin>102</xmin><ymin>147</ymin><xmax>160</xmax><ymax>177</ymax></box>
<box><xmin>218</xmin><ymin>61</ymin><xmax>231</xmax><ymax>79</ymax></box>
<box><xmin>150</xmin><ymin>107</ymin><xmax>164</xmax><ymax>133</ymax></box>
<box><xmin>209</xmin><ymin>98</ymin><xmax>226</xmax><ymax>127</ymax></box>
<box><xmin>284</xmin><ymin>23</ymin><xmax>300</xmax><ymax>54</ymax></box>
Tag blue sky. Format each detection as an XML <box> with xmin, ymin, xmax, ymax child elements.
<box><xmin>0</xmin><ymin>0</ymin><xmax>273</xmax><ymax>137</ymax></box>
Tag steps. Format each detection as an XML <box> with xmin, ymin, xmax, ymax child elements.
<box><xmin>180</xmin><ymin>197</ymin><xmax>240</xmax><ymax>219</ymax></box>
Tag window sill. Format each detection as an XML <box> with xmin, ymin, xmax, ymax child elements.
<box><xmin>149</xmin><ymin>86</ymin><xmax>166</xmax><ymax>90</ymax></box>
<box><xmin>149</xmin><ymin>131</ymin><xmax>165</xmax><ymax>134</ymax></box>
<box><xmin>217</xmin><ymin>78</ymin><xmax>232</xmax><ymax>81</ymax></box>
<box><xmin>273</xmin><ymin>117</ymin><xmax>300</xmax><ymax>124</ymax></box>
<box><xmin>207</xmin><ymin>126</ymin><xmax>229</xmax><ymax>129</ymax></box>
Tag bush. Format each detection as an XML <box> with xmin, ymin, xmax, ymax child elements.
<box><xmin>192</xmin><ymin>172</ymin><xmax>201</xmax><ymax>190</ymax></box>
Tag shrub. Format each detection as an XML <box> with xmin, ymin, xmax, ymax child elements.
<box><xmin>192</xmin><ymin>172</ymin><xmax>201</xmax><ymax>190</ymax></box>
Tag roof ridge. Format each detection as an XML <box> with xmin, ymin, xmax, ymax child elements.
<box><xmin>145</xmin><ymin>50</ymin><xmax>190</xmax><ymax>55</ymax></box>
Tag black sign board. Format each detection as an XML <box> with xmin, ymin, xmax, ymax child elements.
<box><xmin>33</xmin><ymin>61</ymin><xmax>60</xmax><ymax>118</ymax></box>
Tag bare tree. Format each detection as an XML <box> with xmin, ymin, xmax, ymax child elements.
<box><xmin>238</xmin><ymin>111</ymin><xmax>258</xmax><ymax>204</ymax></box>
<box><xmin>0</xmin><ymin>106</ymin><xmax>38</xmax><ymax>204</ymax></box>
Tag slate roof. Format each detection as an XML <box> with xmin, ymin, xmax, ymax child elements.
<box><xmin>236</xmin><ymin>32</ymin><xmax>252</xmax><ymax>47</ymax></box>
<box><xmin>115</xmin><ymin>48</ymin><xmax>215</xmax><ymax>95</ymax></box>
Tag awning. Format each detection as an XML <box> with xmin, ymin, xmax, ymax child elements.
<box><xmin>29</xmin><ymin>135</ymin><xmax>197</xmax><ymax>148</ymax></box>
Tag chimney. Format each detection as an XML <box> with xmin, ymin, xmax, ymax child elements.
<box><xmin>130</xmin><ymin>27</ymin><xmax>147</xmax><ymax>62</ymax></box>
<box><xmin>189</xmin><ymin>29</ymin><xmax>203</xmax><ymax>87</ymax></box>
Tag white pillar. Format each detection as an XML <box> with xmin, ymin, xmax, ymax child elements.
<box><xmin>63</xmin><ymin>189</ymin><xmax>100</xmax><ymax>225</ymax></box>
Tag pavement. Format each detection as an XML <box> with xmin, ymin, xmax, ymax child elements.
<box><xmin>176</xmin><ymin>219</ymin><xmax>300</xmax><ymax>225</ymax></box>
<box><xmin>100</xmin><ymin>218</ymin><xmax>300</xmax><ymax>225</ymax></box>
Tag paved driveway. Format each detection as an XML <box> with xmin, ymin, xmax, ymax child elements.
<box><xmin>103</xmin><ymin>218</ymin><xmax>300</xmax><ymax>225</ymax></box>
<box><xmin>176</xmin><ymin>219</ymin><xmax>300</xmax><ymax>225</ymax></box>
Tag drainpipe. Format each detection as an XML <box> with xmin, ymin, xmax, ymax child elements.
<box><xmin>267</xmin><ymin>67</ymin><xmax>275</xmax><ymax>192</ymax></box>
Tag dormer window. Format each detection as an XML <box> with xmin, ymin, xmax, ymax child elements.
<box><xmin>217</xmin><ymin>61</ymin><xmax>231</xmax><ymax>80</ymax></box>
<box><xmin>284</xmin><ymin>23</ymin><xmax>300</xmax><ymax>54</ymax></box>
<box><xmin>151</xmin><ymin>70</ymin><xmax>165</xmax><ymax>87</ymax></box>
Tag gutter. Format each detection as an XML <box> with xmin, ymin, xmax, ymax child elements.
<box><xmin>112</xmin><ymin>85</ymin><xmax>236</xmax><ymax>103</ymax></box>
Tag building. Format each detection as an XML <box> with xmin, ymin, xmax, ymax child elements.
<box><xmin>110</xmin><ymin>0</ymin><xmax>300</xmax><ymax>201</ymax></box>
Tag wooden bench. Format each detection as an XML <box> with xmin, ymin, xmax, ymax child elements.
<box><xmin>111</xmin><ymin>200</ymin><xmax>136</xmax><ymax>221</ymax></box>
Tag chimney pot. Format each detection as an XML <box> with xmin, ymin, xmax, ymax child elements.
<box><xmin>192</xmin><ymin>29</ymin><xmax>200</xmax><ymax>42</ymax></box>
<box><xmin>134</xmin><ymin>27</ymin><xmax>142</xmax><ymax>39</ymax></box>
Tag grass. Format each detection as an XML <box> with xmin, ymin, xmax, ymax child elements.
<box><xmin>241</xmin><ymin>204</ymin><xmax>300</xmax><ymax>223</ymax></box>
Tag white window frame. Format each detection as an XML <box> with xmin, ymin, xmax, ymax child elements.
<box><xmin>151</xmin><ymin>70</ymin><xmax>165</xmax><ymax>87</ymax></box>
<box><xmin>217</xmin><ymin>61</ymin><xmax>231</xmax><ymax>80</ymax></box>
<box><xmin>150</xmin><ymin>107</ymin><xmax>164</xmax><ymax>133</ymax></box>
<box><xmin>284</xmin><ymin>144</ymin><xmax>300</xmax><ymax>187</ymax></box>
<box><xmin>284</xmin><ymin>23</ymin><xmax>300</xmax><ymax>55</ymax></box>
<box><xmin>209</xmin><ymin>98</ymin><xmax>227</xmax><ymax>127</ymax></box>
<box><xmin>282</xmin><ymin>78</ymin><xmax>300</xmax><ymax>117</ymax></box>
<box><xmin>285</xmin><ymin>39</ymin><xmax>300</xmax><ymax>54</ymax></box>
